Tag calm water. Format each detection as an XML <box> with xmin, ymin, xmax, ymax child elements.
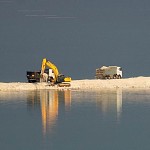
<box><xmin>0</xmin><ymin>89</ymin><xmax>150</xmax><ymax>150</ymax></box>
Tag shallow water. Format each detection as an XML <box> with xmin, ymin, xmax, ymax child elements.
<box><xmin>0</xmin><ymin>89</ymin><xmax>150</xmax><ymax>150</ymax></box>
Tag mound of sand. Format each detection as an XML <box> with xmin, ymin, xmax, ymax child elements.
<box><xmin>0</xmin><ymin>77</ymin><xmax>150</xmax><ymax>91</ymax></box>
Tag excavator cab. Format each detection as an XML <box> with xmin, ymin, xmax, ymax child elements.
<box><xmin>57</xmin><ymin>74</ymin><xmax>65</xmax><ymax>83</ymax></box>
<box><xmin>57</xmin><ymin>74</ymin><xmax>71</xmax><ymax>83</ymax></box>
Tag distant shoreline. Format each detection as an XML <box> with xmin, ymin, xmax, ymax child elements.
<box><xmin>0</xmin><ymin>77</ymin><xmax>150</xmax><ymax>91</ymax></box>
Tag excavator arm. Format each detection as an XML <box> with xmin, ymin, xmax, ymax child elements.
<box><xmin>41</xmin><ymin>58</ymin><xmax>47</xmax><ymax>74</ymax></box>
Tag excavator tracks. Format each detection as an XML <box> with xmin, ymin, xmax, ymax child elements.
<box><xmin>58</xmin><ymin>83</ymin><xmax>71</xmax><ymax>87</ymax></box>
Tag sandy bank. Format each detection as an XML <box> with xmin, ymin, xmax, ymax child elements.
<box><xmin>0</xmin><ymin>77</ymin><xmax>150</xmax><ymax>91</ymax></box>
<box><xmin>71</xmin><ymin>77</ymin><xmax>150</xmax><ymax>89</ymax></box>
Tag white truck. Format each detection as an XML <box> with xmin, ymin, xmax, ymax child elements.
<box><xmin>95</xmin><ymin>66</ymin><xmax>122</xmax><ymax>79</ymax></box>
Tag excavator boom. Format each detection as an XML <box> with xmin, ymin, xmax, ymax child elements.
<box><xmin>41</xmin><ymin>58</ymin><xmax>47</xmax><ymax>74</ymax></box>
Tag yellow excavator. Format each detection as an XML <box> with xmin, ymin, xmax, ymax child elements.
<box><xmin>40</xmin><ymin>58</ymin><xmax>71</xmax><ymax>87</ymax></box>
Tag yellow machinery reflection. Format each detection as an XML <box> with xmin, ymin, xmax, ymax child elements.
<box><xmin>40</xmin><ymin>90</ymin><xmax>71</xmax><ymax>136</ymax></box>
<box><xmin>40</xmin><ymin>90</ymin><xmax>58</xmax><ymax>135</ymax></box>
<box><xmin>26</xmin><ymin>90</ymin><xmax>71</xmax><ymax>136</ymax></box>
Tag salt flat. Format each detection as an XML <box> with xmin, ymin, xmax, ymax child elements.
<box><xmin>0</xmin><ymin>77</ymin><xmax>150</xmax><ymax>91</ymax></box>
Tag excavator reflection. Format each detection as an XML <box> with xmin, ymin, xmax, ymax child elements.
<box><xmin>27</xmin><ymin>90</ymin><xmax>71</xmax><ymax>136</ymax></box>
<box><xmin>40</xmin><ymin>90</ymin><xmax>58</xmax><ymax>135</ymax></box>
<box><xmin>40</xmin><ymin>90</ymin><xmax>71</xmax><ymax>135</ymax></box>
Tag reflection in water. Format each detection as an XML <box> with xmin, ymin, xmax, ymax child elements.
<box><xmin>71</xmin><ymin>89</ymin><xmax>123</xmax><ymax>122</ymax></box>
<box><xmin>0</xmin><ymin>89</ymin><xmax>122</xmax><ymax>135</ymax></box>
<box><xmin>117</xmin><ymin>89</ymin><xmax>122</xmax><ymax>121</ymax></box>
<box><xmin>27</xmin><ymin>91</ymin><xmax>40</xmax><ymax>109</ymax></box>
<box><xmin>2</xmin><ymin>89</ymin><xmax>150</xmax><ymax>149</ymax></box>
<box><xmin>38</xmin><ymin>89</ymin><xmax>121</xmax><ymax>134</ymax></box>
<box><xmin>64</xmin><ymin>90</ymin><xmax>71</xmax><ymax>111</ymax></box>
<box><xmin>26</xmin><ymin>89</ymin><xmax>122</xmax><ymax>135</ymax></box>
<box><xmin>2</xmin><ymin>89</ymin><xmax>150</xmax><ymax>150</ymax></box>
<box><xmin>27</xmin><ymin>90</ymin><xmax>72</xmax><ymax>136</ymax></box>
<box><xmin>95</xmin><ymin>89</ymin><xmax>122</xmax><ymax>121</ymax></box>
<box><xmin>40</xmin><ymin>90</ymin><xmax>59</xmax><ymax>135</ymax></box>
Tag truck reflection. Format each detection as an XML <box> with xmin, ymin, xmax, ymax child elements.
<box><xmin>96</xmin><ymin>89</ymin><xmax>122</xmax><ymax>122</ymax></box>
<box><xmin>116</xmin><ymin>89</ymin><xmax>122</xmax><ymax>121</ymax></box>
<box><xmin>70</xmin><ymin>89</ymin><xmax>122</xmax><ymax>122</ymax></box>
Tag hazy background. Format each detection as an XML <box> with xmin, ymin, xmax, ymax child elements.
<box><xmin>0</xmin><ymin>0</ymin><xmax>150</xmax><ymax>82</ymax></box>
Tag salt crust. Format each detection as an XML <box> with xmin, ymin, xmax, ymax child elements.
<box><xmin>0</xmin><ymin>77</ymin><xmax>150</xmax><ymax>91</ymax></box>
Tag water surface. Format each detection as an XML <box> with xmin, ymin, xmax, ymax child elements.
<box><xmin>0</xmin><ymin>89</ymin><xmax>150</xmax><ymax>150</ymax></box>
